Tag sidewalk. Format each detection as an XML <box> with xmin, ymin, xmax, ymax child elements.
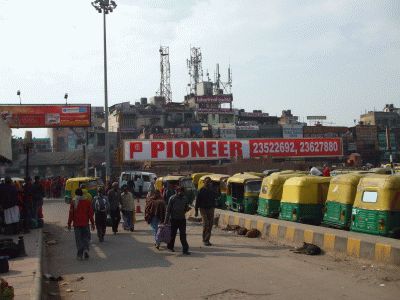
<box><xmin>0</xmin><ymin>228</ymin><xmax>42</xmax><ymax>300</ymax></box>
<box><xmin>217</xmin><ymin>209</ymin><xmax>400</xmax><ymax>265</ymax></box>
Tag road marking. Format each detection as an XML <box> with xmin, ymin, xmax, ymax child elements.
<box><xmin>347</xmin><ymin>238</ymin><xmax>361</xmax><ymax>258</ymax></box>
<box><xmin>93</xmin><ymin>244</ymin><xmax>107</xmax><ymax>259</ymax></box>
<box><xmin>270</xmin><ymin>223</ymin><xmax>279</xmax><ymax>238</ymax></box>
<box><xmin>244</xmin><ymin>219</ymin><xmax>251</xmax><ymax>229</ymax></box>
<box><xmin>375</xmin><ymin>243</ymin><xmax>391</xmax><ymax>262</ymax></box>
<box><xmin>304</xmin><ymin>230</ymin><xmax>314</xmax><ymax>243</ymax></box>
<box><xmin>323</xmin><ymin>233</ymin><xmax>336</xmax><ymax>251</ymax></box>
<box><xmin>285</xmin><ymin>227</ymin><xmax>295</xmax><ymax>242</ymax></box>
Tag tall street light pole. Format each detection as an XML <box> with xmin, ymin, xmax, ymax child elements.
<box><xmin>91</xmin><ymin>0</ymin><xmax>117</xmax><ymax>182</ymax></box>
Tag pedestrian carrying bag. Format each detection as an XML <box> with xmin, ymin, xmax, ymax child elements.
<box><xmin>156</xmin><ymin>224</ymin><xmax>171</xmax><ymax>244</ymax></box>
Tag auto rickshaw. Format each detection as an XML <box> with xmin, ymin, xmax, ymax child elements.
<box><xmin>279</xmin><ymin>176</ymin><xmax>331</xmax><ymax>225</ymax></box>
<box><xmin>64</xmin><ymin>177</ymin><xmax>103</xmax><ymax>204</ymax></box>
<box><xmin>350</xmin><ymin>175</ymin><xmax>400</xmax><ymax>237</ymax></box>
<box><xmin>198</xmin><ymin>174</ymin><xmax>229</xmax><ymax>209</ymax></box>
<box><xmin>163</xmin><ymin>175</ymin><xmax>197</xmax><ymax>204</ymax></box>
<box><xmin>257</xmin><ymin>172</ymin><xmax>305</xmax><ymax>218</ymax></box>
<box><xmin>227</xmin><ymin>173</ymin><xmax>262</xmax><ymax>214</ymax></box>
<box><xmin>191</xmin><ymin>172</ymin><xmax>213</xmax><ymax>189</ymax></box>
<box><xmin>322</xmin><ymin>173</ymin><xmax>364</xmax><ymax>229</ymax></box>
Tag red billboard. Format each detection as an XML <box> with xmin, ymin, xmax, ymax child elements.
<box><xmin>123</xmin><ymin>138</ymin><xmax>343</xmax><ymax>162</ymax></box>
<box><xmin>0</xmin><ymin>104</ymin><xmax>91</xmax><ymax>128</ymax></box>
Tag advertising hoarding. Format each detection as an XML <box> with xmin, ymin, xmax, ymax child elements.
<box><xmin>123</xmin><ymin>138</ymin><xmax>343</xmax><ymax>162</ymax></box>
<box><xmin>0</xmin><ymin>104</ymin><xmax>91</xmax><ymax>128</ymax></box>
<box><xmin>195</xmin><ymin>95</ymin><xmax>232</xmax><ymax>104</ymax></box>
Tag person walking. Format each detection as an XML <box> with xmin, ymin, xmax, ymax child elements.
<box><xmin>136</xmin><ymin>176</ymin><xmax>144</xmax><ymax>197</ymax></box>
<box><xmin>195</xmin><ymin>177</ymin><xmax>217</xmax><ymax>246</ymax></box>
<box><xmin>31</xmin><ymin>176</ymin><xmax>45</xmax><ymax>227</ymax></box>
<box><xmin>121</xmin><ymin>185</ymin><xmax>135</xmax><ymax>231</ymax></box>
<box><xmin>165</xmin><ymin>187</ymin><xmax>190</xmax><ymax>255</ymax></box>
<box><xmin>145</xmin><ymin>190</ymin><xmax>166</xmax><ymax>249</ymax></box>
<box><xmin>93</xmin><ymin>187</ymin><xmax>110</xmax><ymax>242</ymax></box>
<box><xmin>68</xmin><ymin>188</ymin><xmax>95</xmax><ymax>260</ymax></box>
<box><xmin>107</xmin><ymin>182</ymin><xmax>122</xmax><ymax>234</ymax></box>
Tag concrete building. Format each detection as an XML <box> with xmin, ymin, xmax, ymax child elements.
<box><xmin>360</xmin><ymin>105</ymin><xmax>400</xmax><ymax>129</ymax></box>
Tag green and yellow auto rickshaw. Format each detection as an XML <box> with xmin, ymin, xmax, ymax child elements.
<box><xmin>198</xmin><ymin>174</ymin><xmax>229</xmax><ymax>209</ymax></box>
<box><xmin>227</xmin><ymin>173</ymin><xmax>262</xmax><ymax>214</ymax></box>
<box><xmin>322</xmin><ymin>173</ymin><xmax>364</xmax><ymax>229</ymax></box>
<box><xmin>257</xmin><ymin>172</ymin><xmax>305</xmax><ymax>218</ymax></box>
<box><xmin>191</xmin><ymin>172</ymin><xmax>213</xmax><ymax>189</ymax></box>
<box><xmin>64</xmin><ymin>177</ymin><xmax>103</xmax><ymax>204</ymax></box>
<box><xmin>350</xmin><ymin>175</ymin><xmax>400</xmax><ymax>238</ymax></box>
<box><xmin>279</xmin><ymin>176</ymin><xmax>331</xmax><ymax>225</ymax></box>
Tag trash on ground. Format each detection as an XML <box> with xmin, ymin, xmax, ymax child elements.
<box><xmin>46</xmin><ymin>240</ymin><xmax>58</xmax><ymax>246</ymax></box>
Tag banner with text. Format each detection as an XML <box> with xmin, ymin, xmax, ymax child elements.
<box><xmin>0</xmin><ymin>104</ymin><xmax>91</xmax><ymax>128</ymax></box>
<box><xmin>124</xmin><ymin>138</ymin><xmax>343</xmax><ymax>162</ymax></box>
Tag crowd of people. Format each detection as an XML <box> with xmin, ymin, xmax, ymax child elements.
<box><xmin>67</xmin><ymin>177</ymin><xmax>219</xmax><ymax>260</ymax></box>
<box><xmin>0</xmin><ymin>176</ymin><xmax>46</xmax><ymax>235</ymax></box>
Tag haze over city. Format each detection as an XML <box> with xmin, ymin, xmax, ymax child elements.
<box><xmin>1</xmin><ymin>0</ymin><xmax>399</xmax><ymax>137</ymax></box>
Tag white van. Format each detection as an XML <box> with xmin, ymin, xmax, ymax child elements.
<box><xmin>119</xmin><ymin>171</ymin><xmax>157</xmax><ymax>195</ymax></box>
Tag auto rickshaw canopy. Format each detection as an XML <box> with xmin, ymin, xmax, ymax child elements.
<box><xmin>228</xmin><ymin>173</ymin><xmax>262</xmax><ymax>184</ymax></box>
<box><xmin>281</xmin><ymin>176</ymin><xmax>331</xmax><ymax>205</ymax></box>
<box><xmin>353</xmin><ymin>174</ymin><xmax>400</xmax><ymax>211</ymax></box>
<box><xmin>260</xmin><ymin>172</ymin><xmax>306</xmax><ymax>200</ymax></box>
<box><xmin>326</xmin><ymin>173</ymin><xmax>364</xmax><ymax>205</ymax></box>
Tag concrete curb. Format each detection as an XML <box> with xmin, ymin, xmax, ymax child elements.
<box><xmin>31</xmin><ymin>228</ymin><xmax>43</xmax><ymax>300</ymax></box>
<box><xmin>216</xmin><ymin>209</ymin><xmax>400</xmax><ymax>265</ymax></box>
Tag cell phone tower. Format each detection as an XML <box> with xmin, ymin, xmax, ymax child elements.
<box><xmin>214</xmin><ymin>63</ymin><xmax>232</xmax><ymax>95</ymax></box>
<box><xmin>187</xmin><ymin>47</ymin><xmax>203</xmax><ymax>95</ymax></box>
<box><xmin>157</xmin><ymin>46</ymin><xmax>172</xmax><ymax>103</ymax></box>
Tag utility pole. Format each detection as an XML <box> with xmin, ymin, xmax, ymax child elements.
<box><xmin>91</xmin><ymin>0</ymin><xmax>117</xmax><ymax>182</ymax></box>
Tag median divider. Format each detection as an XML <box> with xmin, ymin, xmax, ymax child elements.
<box><xmin>216</xmin><ymin>209</ymin><xmax>400</xmax><ymax>265</ymax></box>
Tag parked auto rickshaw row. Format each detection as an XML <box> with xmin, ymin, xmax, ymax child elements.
<box><xmin>189</xmin><ymin>170</ymin><xmax>400</xmax><ymax>239</ymax></box>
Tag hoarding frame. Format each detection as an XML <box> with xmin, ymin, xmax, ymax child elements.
<box><xmin>123</xmin><ymin>138</ymin><xmax>343</xmax><ymax>162</ymax></box>
<box><xmin>0</xmin><ymin>104</ymin><xmax>92</xmax><ymax>128</ymax></box>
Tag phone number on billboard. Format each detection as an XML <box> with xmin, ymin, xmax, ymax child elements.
<box><xmin>251</xmin><ymin>140</ymin><xmax>340</xmax><ymax>156</ymax></box>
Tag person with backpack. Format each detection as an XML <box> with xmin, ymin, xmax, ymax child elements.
<box><xmin>93</xmin><ymin>187</ymin><xmax>110</xmax><ymax>242</ymax></box>
<box><xmin>68</xmin><ymin>188</ymin><xmax>95</xmax><ymax>260</ymax></box>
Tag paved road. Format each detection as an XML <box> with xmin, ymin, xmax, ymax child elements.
<box><xmin>42</xmin><ymin>199</ymin><xmax>400</xmax><ymax>300</ymax></box>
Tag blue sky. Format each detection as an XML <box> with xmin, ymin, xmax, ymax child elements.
<box><xmin>0</xmin><ymin>0</ymin><xmax>399</xmax><ymax>137</ymax></box>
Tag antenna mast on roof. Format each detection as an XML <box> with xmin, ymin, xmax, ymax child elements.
<box><xmin>213</xmin><ymin>63</ymin><xmax>232</xmax><ymax>94</ymax></box>
<box><xmin>187</xmin><ymin>47</ymin><xmax>203</xmax><ymax>95</ymax></box>
<box><xmin>156</xmin><ymin>46</ymin><xmax>172</xmax><ymax>103</ymax></box>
